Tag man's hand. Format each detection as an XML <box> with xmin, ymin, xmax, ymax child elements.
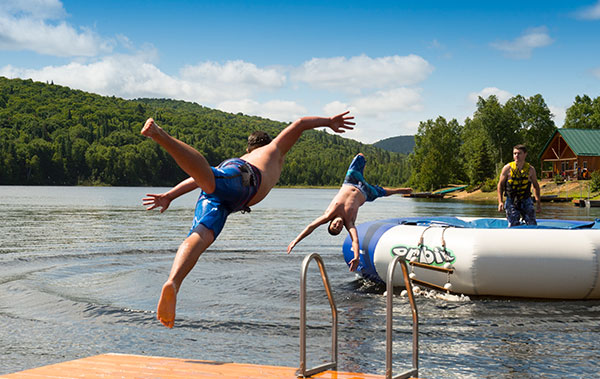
<box><xmin>328</xmin><ymin>111</ymin><xmax>355</xmax><ymax>133</ymax></box>
<box><xmin>143</xmin><ymin>193</ymin><xmax>172</xmax><ymax>213</ymax></box>
<box><xmin>348</xmin><ymin>257</ymin><xmax>360</xmax><ymax>272</ymax></box>
<box><xmin>287</xmin><ymin>240</ymin><xmax>297</xmax><ymax>254</ymax></box>
<box><xmin>498</xmin><ymin>202</ymin><xmax>504</xmax><ymax>212</ymax></box>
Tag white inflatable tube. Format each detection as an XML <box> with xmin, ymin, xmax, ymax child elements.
<box><xmin>343</xmin><ymin>217</ymin><xmax>600</xmax><ymax>299</ymax></box>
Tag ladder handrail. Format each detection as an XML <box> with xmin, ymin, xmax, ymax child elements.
<box><xmin>297</xmin><ymin>253</ymin><xmax>338</xmax><ymax>378</ymax></box>
<box><xmin>386</xmin><ymin>256</ymin><xmax>419</xmax><ymax>379</ymax></box>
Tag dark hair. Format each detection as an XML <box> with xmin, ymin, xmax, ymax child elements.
<box><xmin>513</xmin><ymin>144</ymin><xmax>527</xmax><ymax>153</ymax></box>
<box><xmin>327</xmin><ymin>219</ymin><xmax>342</xmax><ymax>236</ymax></box>
<box><xmin>247</xmin><ymin>131</ymin><xmax>272</xmax><ymax>152</ymax></box>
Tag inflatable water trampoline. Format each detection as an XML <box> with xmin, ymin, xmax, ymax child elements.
<box><xmin>343</xmin><ymin>217</ymin><xmax>600</xmax><ymax>299</ymax></box>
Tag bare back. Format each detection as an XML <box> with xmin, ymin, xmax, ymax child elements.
<box><xmin>238</xmin><ymin>112</ymin><xmax>355</xmax><ymax>207</ymax></box>
<box><xmin>240</xmin><ymin>144</ymin><xmax>284</xmax><ymax>206</ymax></box>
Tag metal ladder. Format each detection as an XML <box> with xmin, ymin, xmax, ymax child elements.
<box><xmin>297</xmin><ymin>253</ymin><xmax>419</xmax><ymax>379</ymax></box>
<box><xmin>296</xmin><ymin>253</ymin><xmax>338</xmax><ymax>377</ymax></box>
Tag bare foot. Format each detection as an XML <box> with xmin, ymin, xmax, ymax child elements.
<box><xmin>157</xmin><ymin>281</ymin><xmax>177</xmax><ymax>328</ymax></box>
<box><xmin>141</xmin><ymin>118</ymin><xmax>161</xmax><ymax>138</ymax></box>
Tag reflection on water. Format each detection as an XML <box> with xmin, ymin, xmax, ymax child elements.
<box><xmin>1</xmin><ymin>186</ymin><xmax>599</xmax><ymax>378</ymax></box>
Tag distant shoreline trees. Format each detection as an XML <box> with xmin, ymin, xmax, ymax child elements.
<box><xmin>408</xmin><ymin>93</ymin><xmax>600</xmax><ymax>191</ymax></box>
<box><xmin>0</xmin><ymin>77</ymin><xmax>408</xmax><ymax>187</ymax></box>
<box><xmin>2</xmin><ymin>77</ymin><xmax>598</xmax><ymax>191</ymax></box>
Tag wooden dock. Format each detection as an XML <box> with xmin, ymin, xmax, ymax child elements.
<box><xmin>573</xmin><ymin>199</ymin><xmax>600</xmax><ymax>207</ymax></box>
<box><xmin>540</xmin><ymin>195</ymin><xmax>571</xmax><ymax>203</ymax></box>
<box><xmin>0</xmin><ymin>353</ymin><xmax>387</xmax><ymax>379</ymax></box>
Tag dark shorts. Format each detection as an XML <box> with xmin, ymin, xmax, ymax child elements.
<box><xmin>505</xmin><ymin>197</ymin><xmax>537</xmax><ymax>227</ymax></box>
<box><xmin>343</xmin><ymin>154</ymin><xmax>387</xmax><ymax>202</ymax></box>
<box><xmin>189</xmin><ymin>158</ymin><xmax>261</xmax><ymax>238</ymax></box>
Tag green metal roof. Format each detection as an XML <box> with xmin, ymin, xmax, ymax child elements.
<box><xmin>545</xmin><ymin>129</ymin><xmax>600</xmax><ymax>157</ymax></box>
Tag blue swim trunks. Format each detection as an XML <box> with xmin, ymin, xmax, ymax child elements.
<box><xmin>505</xmin><ymin>196</ymin><xmax>537</xmax><ymax>227</ymax></box>
<box><xmin>343</xmin><ymin>154</ymin><xmax>387</xmax><ymax>202</ymax></box>
<box><xmin>189</xmin><ymin>158</ymin><xmax>261</xmax><ymax>238</ymax></box>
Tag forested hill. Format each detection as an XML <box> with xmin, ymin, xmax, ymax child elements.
<box><xmin>0</xmin><ymin>77</ymin><xmax>409</xmax><ymax>187</ymax></box>
<box><xmin>373</xmin><ymin>135</ymin><xmax>415</xmax><ymax>154</ymax></box>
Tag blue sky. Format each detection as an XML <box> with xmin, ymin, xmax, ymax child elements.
<box><xmin>1</xmin><ymin>1</ymin><xmax>600</xmax><ymax>143</ymax></box>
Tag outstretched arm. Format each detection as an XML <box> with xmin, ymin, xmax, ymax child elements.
<box><xmin>143</xmin><ymin>177</ymin><xmax>198</xmax><ymax>213</ymax></box>
<box><xmin>346</xmin><ymin>224</ymin><xmax>360</xmax><ymax>272</ymax></box>
<box><xmin>273</xmin><ymin>111</ymin><xmax>355</xmax><ymax>157</ymax></box>
<box><xmin>287</xmin><ymin>213</ymin><xmax>332</xmax><ymax>253</ymax></box>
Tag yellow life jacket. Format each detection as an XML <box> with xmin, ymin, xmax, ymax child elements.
<box><xmin>505</xmin><ymin>161</ymin><xmax>531</xmax><ymax>199</ymax></box>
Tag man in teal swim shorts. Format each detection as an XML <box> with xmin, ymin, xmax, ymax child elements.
<box><xmin>287</xmin><ymin>153</ymin><xmax>411</xmax><ymax>271</ymax></box>
<box><xmin>141</xmin><ymin>111</ymin><xmax>355</xmax><ymax>328</ymax></box>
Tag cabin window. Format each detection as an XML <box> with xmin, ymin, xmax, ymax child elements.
<box><xmin>584</xmin><ymin>161</ymin><xmax>588</xmax><ymax>169</ymax></box>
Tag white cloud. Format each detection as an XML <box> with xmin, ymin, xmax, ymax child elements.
<box><xmin>217</xmin><ymin>99</ymin><xmax>307</xmax><ymax>122</ymax></box>
<box><xmin>321</xmin><ymin>96</ymin><xmax>426</xmax><ymax>143</ymax></box>
<box><xmin>468</xmin><ymin>87</ymin><xmax>513</xmax><ymax>104</ymax></box>
<box><xmin>490</xmin><ymin>26</ymin><xmax>553</xmax><ymax>59</ymax></box>
<box><xmin>0</xmin><ymin>54</ymin><xmax>290</xmax><ymax>105</ymax></box>
<box><xmin>317</xmin><ymin>88</ymin><xmax>424</xmax><ymax>142</ymax></box>
<box><xmin>0</xmin><ymin>0</ymin><xmax>66</xmax><ymax>19</ymax></box>
<box><xmin>548</xmin><ymin>105</ymin><xmax>566</xmax><ymax>127</ymax></box>
<box><xmin>323</xmin><ymin>101</ymin><xmax>349</xmax><ymax>116</ymax></box>
<box><xmin>1</xmin><ymin>54</ymin><xmax>208</xmax><ymax>101</ymax></box>
<box><xmin>181</xmin><ymin>60</ymin><xmax>286</xmax><ymax>98</ymax></box>
<box><xmin>351</xmin><ymin>88</ymin><xmax>423</xmax><ymax>117</ymax></box>
<box><xmin>292</xmin><ymin>54</ymin><xmax>434</xmax><ymax>93</ymax></box>
<box><xmin>592</xmin><ymin>67</ymin><xmax>600</xmax><ymax>79</ymax></box>
<box><xmin>337</xmin><ymin>113</ymin><xmax>420</xmax><ymax>144</ymax></box>
<box><xmin>0</xmin><ymin>0</ymin><xmax>113</xmax><ymax>57</ymax></box>
<box><xmin>573</xmin><ymin>1</ymin><xmax>600</xmax><ymax>20</ymax></box>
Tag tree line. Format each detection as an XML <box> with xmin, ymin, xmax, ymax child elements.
<box><xmin>3</xmin><ymin>76</ymin><xmax>599</xmax><ymax>191</ymax></box>
<box><xmin>408</xmin><ymin>94</ymin><xmax>600</xmax><ymax>191</ymax></box>
<box><xmin>0</xmin><ymin>77</ymin><xmax>409</xmax><ymax>187</ymax></box>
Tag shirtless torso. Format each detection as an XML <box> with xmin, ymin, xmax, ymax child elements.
<box><xmin>324</xmin><ymin>184</ymin><xmax>366</xmax><ymax>226</ymax></box>
<box><xmin>286</xmin><ymin>184</ymin><xmax>366</xmax><ymax>271</ymax></box>
<box><xmin>287</xmin><ymin>154</ymin><xmax>412</xmax><ymax>273</ymax></box>
<box><xmin>239</xmin><ymin>144</ymin><xmax>284</xmax><ymax>206</ymax></box>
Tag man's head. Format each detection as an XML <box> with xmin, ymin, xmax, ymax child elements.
<box><xmin>247</xmin><ymin>131</ymin><xmax>272</xmax><ymax>152</ymax></box>
<box><xmin>513</xmin><ymin>144</ymin><xmax>528</xmax><ymax>164</ymax></box>
<box><xmin>327</xmin><ymin>216</ymin><xmax>344</xmax><ymax>236</ymax></box>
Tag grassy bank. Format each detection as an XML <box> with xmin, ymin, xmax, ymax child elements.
<box><xmin>446</xmin><ymin>179</ymin><xmax>600</xmax><ymax>202</ymax></box>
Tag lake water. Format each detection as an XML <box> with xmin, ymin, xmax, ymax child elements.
<box><xmin>1</xmin><ymin>186</ymin><xmax>599</xmax><ymax>378</ymax></box>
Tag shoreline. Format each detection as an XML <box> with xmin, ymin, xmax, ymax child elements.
<box><xmin>445</xmin><ymin>179</ymin><xmax>599</xmax><ymax>202</ymax></box>
<box><xmin>1</xmin><ymin>181</ymin><xmax>597</xmax><ymax>200</ymax></box>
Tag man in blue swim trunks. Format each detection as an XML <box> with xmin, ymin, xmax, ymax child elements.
<box><xmin>141</xmin><ymin>111</ymin><xmax>355</xmax><ymax>328</ymax></box>
<box><xmin>287</xmin><ymin>153</ymin><xmax>411</xmax><ymax>271</ymax></box>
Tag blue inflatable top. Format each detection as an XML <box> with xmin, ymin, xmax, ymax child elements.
<box><xmin>382</xmin><ymin>216</ymin><xmax>600</xmax><ymax>229</ymax></box>
<box><xmin>342</xmin><ymin>217</ymin><xmax>600</xmax><ymax>282</ymax></box>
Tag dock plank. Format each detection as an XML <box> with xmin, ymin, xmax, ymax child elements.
<box><xmin>1</xmin><ymin>354</ymin><xmax>386</xmax><ymax>379</ymax></box>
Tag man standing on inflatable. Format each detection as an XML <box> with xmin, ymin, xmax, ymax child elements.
<box><xmin>141</xmin><ymin>111</ymin><xmax>355</xmax><ymax>328</ymax></box>
<box><xmin>497</xmin><ymin>144</ymin><xmax>542</xmax><ymax>227</ymax></box>
<box><xmin>287</xmin><ymin>153</ymin><xmax>411</xmax><ymax>271</ymax></box>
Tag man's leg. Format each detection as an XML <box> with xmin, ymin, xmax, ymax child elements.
<box><xmin>382</xmin><ymin>187</ymin><xmax>412</xmax><ymax>196</ymax></box>
<box><xmin>521</xmin><ymin>198</ymin><xmax>538</xmax><ymax>226</ymax></box>
<box><xmin>505</xmin><ymin>198</ymin><xmax>522</xmax><ymax>227</ymax></box>
<box><xmin>142</xmin><ymin>118</ymin><xmax>216</xmax><ymax>193</ymax></box>
<box><xmin>157</xmin><ymin>225</ymin><xmax>215</xmax><ymax>328</ymax></box>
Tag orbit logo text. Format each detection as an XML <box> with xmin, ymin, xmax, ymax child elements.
<box><xmin>390</xmin><ymin>245</ymin><xmax>456</xmax><ymax>266</ymax></box>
